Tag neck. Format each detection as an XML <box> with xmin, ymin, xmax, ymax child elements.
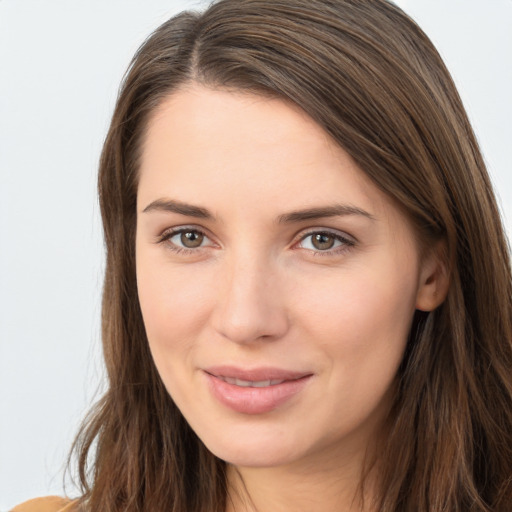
<box><xmin>225</xmin><ymin>444</ymin><xmax>379</xmax><ymax>512</ymax></box>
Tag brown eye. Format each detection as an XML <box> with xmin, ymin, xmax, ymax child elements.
<box><xmin>180</xmin><ymin>230</ymin><xmax>204</xmax><ymax>248</ymax></box>
<box><xmin>311</xmin><ymin>233</ymin><xmax>335</xmax><ymax>250</ymax></box>
<box><xmin>297</xmin><ymin>230</ymin><xmax>353</xmax><ymax>254</ymax></box>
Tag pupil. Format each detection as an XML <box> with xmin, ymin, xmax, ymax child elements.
<box><xmin>312</xmin><ymin>233</ymin><xmax>334</xmax><ymax>250</ymax></box>
<box><xmin>181</xmin><ymin>231</ymin><xmax>203</xmax><ymax>248</ymax></box>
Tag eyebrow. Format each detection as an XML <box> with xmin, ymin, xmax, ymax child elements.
<box><xmin>142</xmin><ymin>198</ymin><xmax>213</xmax><ymax>219</ymax></box>
<box><xmin>142</xmin><ymin>198</ymin><xmax>375</xmax><ymax>223</ymax></box>
<box><xmin>276</xmin><ymin>204</ymin><xmax>376</xmax><ymax>223</ymax></box>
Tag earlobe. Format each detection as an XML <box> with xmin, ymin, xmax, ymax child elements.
<box><xmin>415</xmin><ymin>244</ymin><xmax>450</xmax><ymax>312</ymax></box>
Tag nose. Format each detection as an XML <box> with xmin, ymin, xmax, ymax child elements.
<box><xmin>211</xmin><ymin>252</ymin><xmax>289</xmax><ymax>344</ymax></box>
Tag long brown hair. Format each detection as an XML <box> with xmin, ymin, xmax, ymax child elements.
<box><xmin>70</xmin><ymin>1</ymin><xmax>512</xmax><ymax>510</ymax></box>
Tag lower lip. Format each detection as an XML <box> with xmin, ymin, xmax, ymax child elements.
<box><xmin>204</xmin><ymin>372</ymin><xmax>312</xmax><ymax>414</ymax></box>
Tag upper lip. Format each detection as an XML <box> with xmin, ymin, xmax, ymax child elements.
<box><xmin>204</xmin><ymin>365</ymin><xmax>312</xmax><ymax>382</ymax></box>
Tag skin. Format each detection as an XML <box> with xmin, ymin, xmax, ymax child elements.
<box><xmin>135</xmin><ymin>85</ymin><xmax>447</xmax><ymax>511</ymax></box>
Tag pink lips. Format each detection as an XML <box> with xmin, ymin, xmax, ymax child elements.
<box><xmin>204</xmin><ymin>366</ymin><xmax>312</xmax><ymax>414</ymax></box>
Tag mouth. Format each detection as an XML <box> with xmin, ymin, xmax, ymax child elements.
<box><xmin>203</xmin><ymin>366</ymin><xmax>313</xmax><ymax>414</ymax></box>
<box><xmin>215</xmin><ymin>376</ymin><xmax>288</xmax><ymax>387</ymax></box>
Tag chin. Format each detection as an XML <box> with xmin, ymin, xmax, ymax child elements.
<box><xmin>208</xmin><ymin>443</ymin><xmax>296</xmax><ymax>469</ymax></box>
<box><xmin>197</xmin><ymin>423</ymin><xmax>306</xmax><ymax>468</ymax></box>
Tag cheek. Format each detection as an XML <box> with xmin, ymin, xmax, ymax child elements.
<box><xmin>296</xmin><ymin>264</ymin><xmax>417</xmax><ymax>338</ymax></box>
<box><xmin>136</xmin><ymin>258</ymin><xmax>220</xmax><ymax>408</ymax></box>
<box><xmin>136</xmin><ymin>254</ymin><xmax>215</xmax><ymax>361</ymax></box>
<box><xmin>291</xmin><ymin>257</ymin><xmax>419</xmax><ymax>396</ymax></box>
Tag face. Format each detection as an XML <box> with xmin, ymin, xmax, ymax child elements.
<box><xmin>136</xmin><ymin>85</ymin><xmax>439</xmax><ymax>471</ymax></box>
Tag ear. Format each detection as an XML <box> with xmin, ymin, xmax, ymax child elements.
<box><xmin>415</xmin><ymin>241</ymin><xmax>450</xmax><ymax>312</ymax></box>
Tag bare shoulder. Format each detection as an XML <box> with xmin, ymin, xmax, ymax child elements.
<box><xmin>11</xmin><ymin>496</ymin><xmax>78</xmax><ymax>512</ymax></box>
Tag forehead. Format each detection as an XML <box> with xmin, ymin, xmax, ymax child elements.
<box><xmin>137</xmin><ymin>85</ymin><xmax>390</xmax><ymax>222</ymax></box>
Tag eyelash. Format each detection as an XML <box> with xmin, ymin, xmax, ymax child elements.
<box><xmin>156</xmin><ymin>226</ymin><xmax>214</xmax><ymax>255</ymax></box>
<box><xmin>156</xmin><ymin>226</ymin><xmax>356</xmax><ymax>257</ymax></box>
<box><xmin>296</xmin><ymin>230</ymin><xmax>356</xmax><ymax>257</ymax></box>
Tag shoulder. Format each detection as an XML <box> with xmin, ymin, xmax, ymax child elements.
<box><xmin>11</xmin><ymin>496</ymin><xmax>78</xmax><ymax>512</ymax></box>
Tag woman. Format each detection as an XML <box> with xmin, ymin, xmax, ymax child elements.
<box><xmin>13</xmin><ymin>0</ymin><xmax>512</xmax><ymax>511</ymax></box>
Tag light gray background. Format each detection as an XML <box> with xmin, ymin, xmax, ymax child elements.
<box><xmin>1</xmin><ymin>1</ymin><xmax>511</xmax><ymax>509</ymax></box>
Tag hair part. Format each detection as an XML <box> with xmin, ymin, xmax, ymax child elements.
<box><xmin>69</xmin><ymin>1</ymin><xmax>512</xmax><ymax>510</ymax></box>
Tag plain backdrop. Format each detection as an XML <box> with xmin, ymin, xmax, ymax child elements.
<box><xmin>1</xmin><ymin>1</ymin><xmax>511</xmax><ymax>509</ymax></box>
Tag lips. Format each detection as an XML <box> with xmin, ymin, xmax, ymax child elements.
<box><xmin>203</xmin><ymin>366</ymin><xmax>312</xmax><ymax>414</ymax></box>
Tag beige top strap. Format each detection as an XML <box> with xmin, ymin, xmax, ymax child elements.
<box><xmin>11</xmin><ymin>496</ymin><xmax>76</xmax><ymax>512</ymax></box>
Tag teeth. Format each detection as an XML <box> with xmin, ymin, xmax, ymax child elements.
<box><xmin>220</xmin><ymin>377</ymin><xmax>285</xmax><ymax>387</ymax></box>
<box><xmin>251</xmin><ymin>380</ymin><xmax>271</xmax><ymax>388</ymax></box>
<box><xmin>235</xmin><ymin>378</ymin><xmax>253</xmax><ymax>387</ymax></box>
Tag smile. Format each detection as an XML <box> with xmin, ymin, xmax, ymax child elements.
<box><xmin>203</xmin><ymin>366</ymin><xmax>313</xmax><ymax>414</ymax></box>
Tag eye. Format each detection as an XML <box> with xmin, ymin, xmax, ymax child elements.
<box><xmin>158</xmin><ymin>227</ymin><xmax>214</xmax><ymax>253</ymax></box>
<box><xmin>174</xmin><ymin>230</ymin><xmax>204</xmax><ymax>248</ymax></box>
<box><xmin>297</xmin><ymin>230</ymin><xmax>355</xmax><ymax>254</ymax></box>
